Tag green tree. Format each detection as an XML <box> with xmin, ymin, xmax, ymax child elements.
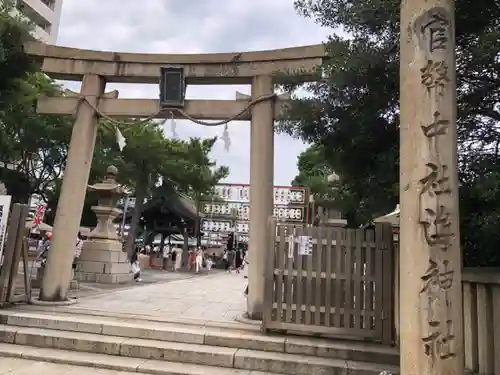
<box><xmin>173</xmin><ymin>137</ymin><xmax>229</xmax><ymax>244</ymax></box>
<box><xmin>282</xmin><ymin>0</ymin><xmax>500</xmax><ymax>264</ymax></box>
<box><xmin>292</xmin><ymin>145</ymin><xmax>362</xmax><ymax>225</ymax></box>
<box><xmin>0</xmin><ymin>2</ymin><xmax>73</xmax><ymax>205</ymax></box>
<box><xmin>91</xmin><ymin>122</ymin><xmax>229</xmax><ymax>255</ymax></box>
<box><xmin>0</xmin><ymin>0</ymin><xmax>35</xmax><ymax>114</ymax></box>
<box><xmin>0</xmin><ymin>73</ymin><xmax>72</xmax><ymax>203</ymax></box>
<box><xmin>178</xmin><ymin>137</ymin><xmax>229</xmax><ymax>196</ymax></box>
<box><xmin>140</xmin><ymin>137</ymin><xmax>229</xmax><ymax>247</ymax></box>
<box><xmin>93</xmin><ymin>120</ymin><xmax>187</xmax><ymax>256</ymax></box>
<box><xmin>292</xmin><ymin>145</ymin><xmax>335</xmax><ymax>202</ymax></box>
<box><xmin>459</xmin><ymin>156</ymin><xmax>500</xmax><ymax>266</ymax></box>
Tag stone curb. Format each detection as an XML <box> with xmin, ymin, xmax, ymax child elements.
<box><xmin>11</xmin><ymin>305</ymin><xmax>261</xmax><ymax>332</ymax></box>
<box><xmin>29</xmin><ymin>298</ymin><xmax>77</xmax><ymax>306</ymax></box>
<box><xmin>0</xmin><ymin>344</ymin><xmax>261</xmax><ymax>375</ymax></box>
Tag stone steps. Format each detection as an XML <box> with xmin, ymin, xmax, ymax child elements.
<box><xmin>0</xmin><ymin>310</ymin><xmax>399</xmax><ymax>364</ymax></box>
<box><xmin>0</xmin><ymin>310</ymin><xmax>399</xmax><ymax>375</ymax></box>
<box><xmin>10</xmin><ymin>304</ymin><xmax>261</xmax><ymax>332</ymax></box>
<box><xmin>0</xmin><ymin>343</ymin><xmax>265</xmax><ymax>375</ymax></box>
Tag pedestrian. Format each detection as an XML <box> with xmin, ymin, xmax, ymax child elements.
<box><xmin>162</xmin><ymin>243</ymin><xmax>170</xmax><ymax>270</ymax></box>
<box><xmin>223</xmin><ymin>250</ymin><xmax>230</xmax><ymax>272</ymax></box>
<box><xmin>205</xmin><ymin>253</ymin><xmax>213</xmax><ymax>271</ymax></box>
<box><xmin>241</xmin><ymin>249</ymin><xmax>248</xmax><ymax>270</ymax></box>
<box><xmin>170</xmin><ymin>248</ymin><xmax>177</xmax><ymax>271</ymax></box>
<box><xmin>130</xmin><ymin>248</ymin><xmax>142</xmax><ymax>282</ymax></box>
<box><xmin>188</xmin><ymin>248</ymin><xmax>195</xmax><ymax>271</ymax></box>
<box><xmin>73</xmin><ymin>232</ymin><xmax>84</xmax><ymax>271</ymax></box>
<box><xmin>234</xmin><ymin>249</ymin><xmax>243</xmax><ymax>274</ymax></box>
<box><xmin>39</xmin><ymin>232</ymin><xmax>52</xmax><ymax>268</ymax></box>
<box><xmin>195</xmin><ymin>247</ymin><xmax>203</xmax><ymax>273</ymax></box>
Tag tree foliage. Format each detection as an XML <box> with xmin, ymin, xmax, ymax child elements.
<box><xmin>283</xmin><ymin>0</ymin><xmax>500</xmax><ymax>265</ymax></box>
<box><xmin>0</xmin><ymin>73</ymin><xmax>72</xmax><ymax>203</ymax></box>
<box><xmin>88</xmin><ymin>121</ymin><xmax>229</xmax><ymax>252</ymax></box>
<box><xmin>0</xmin><ymin>0</ymin><xmax>35</xmax><ymax>113</ymax></box>
<box><xmin>177</xmin><ymin>137</ymin><xmax>229</xmax><ymax>198</ymax></box>
<box><xmin>291</xmin><ymin>145</ymin><xmax>336</xmax><ymax>205</ymax></box>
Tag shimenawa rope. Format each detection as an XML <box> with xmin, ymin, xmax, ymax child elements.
<box><xmin>72</xmin><ymin>93</ymin><xmax>278</xmax><ymax>151</ymax></box>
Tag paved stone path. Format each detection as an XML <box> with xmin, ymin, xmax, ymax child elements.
<box><xmin>65</xmin><ymin>268</ymin><xmax>249</xmax><ymax>322</ymax></box>
<box><xmin>15</xmin><ymin>262</ymin><xmax>204</xmax><ymax>299</ymax></box>
<box><xmin>0</xmin><ymin>357</ymin><xmax>138</xmax><ymax>375</ymax></box>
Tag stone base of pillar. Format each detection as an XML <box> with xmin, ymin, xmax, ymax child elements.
<box><xmin>246</xmin><ymin>298</ymin><xmax>263</xmax><ymax>321</ymax></box>
<box><xmin>33</xmin><ymin>267</ymin><xmax>79</xmax><ymax>290</ymax></box>
<box><xmin>74</xmin><ymin>239</ymin><xmax>132</xmax><ymax>284</ymax></box>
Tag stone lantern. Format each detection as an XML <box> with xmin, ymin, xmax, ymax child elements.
<box><xmin>74</xmin><ymin>166</ymin><xmax>133</xmax><ymax>284</ymax></box>
<box><xmin>87</xmin><ymin>165</ymin><xmax>127</xmax><ymax>240</ymax></box>
<box><xmin>313</xmin><ymin>171</ymin><xmax>347</xmax><ymax>227</ymax></box>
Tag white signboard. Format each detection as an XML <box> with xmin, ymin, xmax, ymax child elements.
<box><xmin>273</xmin><ymin>206</ymin><xmax>304</xmax><ymax>221</ymax></box>
<box><xmin>0</xmin><ymin>195</ymin><xmax>12</xmax><ymax>258</ymax></box>
<box><xmin>298</xmin><ymin>235</ymin><xmax>313</xmax><ymax>256</ymax></box>
<box><xmin>201</xmin><ymin>219</ymin><xmax>233</xmax><ymax>233</ymax></box>
<box><xmin>287</xmin><ymin>234</ymin><xmax>294</xmax><ymax>258</ymax></box>
<box><xmin>236</xmin><ymin>234</ymin><xmax>249</xmax><ymax>243</ymax></box>
<box><xmin>235</xmin><ymin>221</ymin><xmax>249</xmax><ymax>234</ymax></box>
<box><xmin>214</xmin><ymin>184</ymin><xmax>307</xmax><ymax>205</ymax></box>
<box><xmin>202</xmin><ymin>202</ymin><xmax>304</xmax><ymax>222</ymax></box>
<box><xmin>202</xmin><ymin>202</ymin><xmax>250</xmax><ymax>220</ymax></box>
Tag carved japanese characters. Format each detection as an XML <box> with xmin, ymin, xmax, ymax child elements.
<box><xmin>414</xmin><ymin>7</ymin><xmax>452</xmax><ymax>53</ymax></box>
<box><xmin>412</xmin><ymin>5</ymin><xmax>460</xmax><ymax>366</ymax></box>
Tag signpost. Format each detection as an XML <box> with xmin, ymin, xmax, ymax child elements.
<box><xmin>0</xmin><ymin>195</ymin><xmax>12</xmax><ymax>258</ymax></box>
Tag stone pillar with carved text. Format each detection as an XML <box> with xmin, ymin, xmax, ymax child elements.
<box><xmin>40</xmin><ymin>74</ymin><xmax>107</xmax><ymax>302</ymax></box>
<box><xmin>247</xmin><ymin>75</ymin><xmax>275</xmax><ymax>320</ymax></box>
<box><xmin>400</xmin><ymin>1</ymin><xmax>464</xmax><ymax>375</ymax></box>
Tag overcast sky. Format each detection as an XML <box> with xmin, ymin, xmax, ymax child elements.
<box><xmin>56</xmin><ymin>0</ymin><xmax>331</xmax><ymax>186</ymax></box>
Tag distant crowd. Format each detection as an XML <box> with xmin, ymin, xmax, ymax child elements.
<box><xmin>35</xmin><ymin>232</ymin><xmax>248</xmax><ymax>284</ymax></box>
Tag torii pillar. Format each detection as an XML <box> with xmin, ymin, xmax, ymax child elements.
<box><xmin>40</xmin><ymin>75</ymin><xmax>116</xmax><ymax>301</ymax></box>
<box><xmin>400</xmin><ymin>0</ymin><xmax>464</xmax><ymax>374</ymax></box>
<box><xmin>247</xmin><ymin>75</ymin><xmax>275</xmax><ymax>319</ymax></box>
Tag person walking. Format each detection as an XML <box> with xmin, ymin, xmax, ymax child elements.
<box><xmin>222</xmin><ymin>250</ymin><xmax>230</xmax><ymax>272</ymax></box>
<box><xmin>188</xmin><ymin>248</ymin><xmax>195</xmax><ymax>271</ymax></box>
<box><xmin>234</xmin><ymin>248</ymin><xmax>243</xmax><ymax>274</ymax></box>
<box><xmin>205</xmin><ymin>255</ymin><xmax>213</xmax><ymax>271</ymax></box>
<box><xmin>170</xmin><ymin>248</ymin><xmax>177</xmax><ymax>271</ymax></box>
<box><xmin>195</xmin><ymin>247</ymin><xmax>203</xmax><ymax>273</ymax></box>
<box><xmin>130</xmin><ymin>248</ymin><xmax>142</xmax><ymax>282</ymax></box>
<box><xmin>73</xmin><ymin>232</ymin><xmax>84</xmax><ymax>270</ymax></box>
<box><xmin>162</xmin><ymin>243</ymin><xmax>170</xmax><ymax>270</ymax></box>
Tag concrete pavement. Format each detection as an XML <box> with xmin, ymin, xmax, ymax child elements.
<box><xmin>63</xmin><ymin>269</ymin><xmax>249</xmax><ymax>322</ymax></box>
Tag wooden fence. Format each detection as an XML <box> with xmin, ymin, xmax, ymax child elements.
<box><xmin>392</xmin><ymin>263</ymin><xmax>500</xmax><ymax>375</ymax></box>
<box><xmin>0</xmin><ymin>203</ymin><xmax>31</xmax><ymax>306</ymax></box>
<box><xmin>462</xmin><ymin>268</ymin><xmax>500</xmax><ymax>375</ymax></box>
<box><xmin>262</xmin><ymin>220</ymin><xmax>394</xmax><ymax>344</ymax></box>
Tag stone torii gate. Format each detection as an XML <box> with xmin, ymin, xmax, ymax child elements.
<box><xmin>24</xmin><ymin>41</ymin><xmax>326</xmax><ymax>320</ymax></box>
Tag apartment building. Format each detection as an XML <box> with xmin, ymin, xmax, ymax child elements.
<box><xmin>15</xmin><ymin>0</ymin><xmax>64</xmax><ymax>44</ymax></box>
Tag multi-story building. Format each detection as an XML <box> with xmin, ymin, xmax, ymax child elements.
<box><xmin>15</xmin><ymin>0</ymin><xmax>63</xmax><ymax>44</ymax></box>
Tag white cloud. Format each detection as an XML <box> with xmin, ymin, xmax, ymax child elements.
<box><xmin>56</xmin><ymin>0</ymin><xmax>331</xmax><ymax>185</ymax></box>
